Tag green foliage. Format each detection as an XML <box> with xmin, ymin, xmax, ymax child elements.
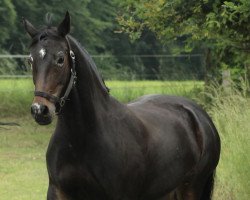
<box><xmin>1</xmin><ymin>0</ymin><xmax>123</xmax><ymax>56</ymax></box>
<box><xmin>93</xmin><ymin>55</ymin><xmax>134</xmax><ymax>80</ymax></box>
<box><xmin>0</xmin><ymin>50</ymin><xmax>17</xmax><ymax>75</ymax></box>
<box><xmin>0</xmin><ymin>0</ymin><xmax>208</xmax><ymax>80</ymax></box>
<box><xmin>0</xmin><ymin>0</ymin><xmax>207</xmax><ymax>80</ymax></box>
<box><xmin>0</xmin><ymin>0</ymin><xmax>16</xmax><ymax>46</ymax></box>
<box><xmin>118</xmin><ymin>0</ymin><xmax>250</xmax><ymax>48</ymax></box>
<box><xmin>117</xmin><ymin>0</ymin><xmax>250</xmax><ymax>81</ymax></box>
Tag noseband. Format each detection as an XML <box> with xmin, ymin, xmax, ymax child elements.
<box><xmin>34</xmin><ymin>37</ymin><xmax>77</xmax><ymax>113</ymax></box>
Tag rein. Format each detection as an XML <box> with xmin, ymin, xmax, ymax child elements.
<box><xmin>34</xmin><ymin>37</ymin><xmax>77</xmax><ymax>113</ymax></box>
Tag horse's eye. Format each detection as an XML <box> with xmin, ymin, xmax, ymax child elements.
<box><xmin>57</xmin><ymin>57</ymin><xmax>64</xmax><ymax>67</ymax></box>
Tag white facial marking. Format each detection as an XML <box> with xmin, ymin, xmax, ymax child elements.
<box><xmin>33</xmin><ymin>103</ymin><xmax>41</xmax><ymax>114</ymax></box>
<box><xmin>39</xmin><ymin>48</ymin><xmax>46</xmax><ymax>59</ymax></box>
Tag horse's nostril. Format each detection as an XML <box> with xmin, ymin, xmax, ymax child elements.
<box><xmin>41</xmin><ymin>105</ymin><xmax>49</xmax><ymax>115</ymax></box>
<box><xmin>30</xmin><ymin>103</ymin><xmax>52</xmax><ymax>125</ymax></box>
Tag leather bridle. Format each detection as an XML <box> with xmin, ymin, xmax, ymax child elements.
<box><xmin>34</xmin><ymin>37</ymin><xmax>77</xmax><ymax>113</ymax></box>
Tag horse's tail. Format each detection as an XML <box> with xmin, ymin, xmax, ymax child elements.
<box><xmin>200</xmin><ymin>171</ymin><xmax>216</xmax><ymax>200</ymax></box>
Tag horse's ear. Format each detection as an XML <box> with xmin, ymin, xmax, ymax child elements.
<box><xmin>57</xmin><ymin>11</ymin><xmax>70</xmax><ymax>37</ymax></box>
<box><xmin>22</xmin><ymin>18</ymin><xmax>38</xmax><ymax>38</ymax></box>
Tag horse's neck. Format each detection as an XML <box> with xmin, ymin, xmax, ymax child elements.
<box><xmin>57</xmin><ymin>80</ymin><xmax>110</xmax><ymax>146</ymax></box>
<box><xmin>57</xmin><ymin>37</ymin><xmax>111</xmax><ymax>142</ymax></box>
<box><xmin>59</xmin><ymin>86</ymin><xmax>108</xmax><ymax>129</ymax></box>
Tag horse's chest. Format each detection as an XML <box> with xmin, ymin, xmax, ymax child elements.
<box><xmin>46</xmin><ymin>139</ymin><xmax>145</xmax><ymax>199</ymax></box>
<box><xmin>57</xmin><ymin>163</ymin><xmax>94</xmax><ymax>187</ymax></box>
<box><xmin>47</xmin><ymin>146</ymin><xmax>108</xmax><ymax>198</ymax></box>
<box><xmin>47</xmin><ymin>143</ymin><xmax>95</xmax><ymax>184</ymax></box>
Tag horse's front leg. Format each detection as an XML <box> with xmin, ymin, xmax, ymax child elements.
<box><xmin>47</xmin><ymin>183</ymin><xmax>68</xmax><ymax>200</ymax></box>
<box><xmin>47</xmin><ymin>183</ymin><xmax>58</xmax><ymax>200</ymax></box>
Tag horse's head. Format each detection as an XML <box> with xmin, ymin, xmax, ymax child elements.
<box><xmin>23</xmin><ymin>12</ymin><xmax>76</xmax><ymax>125</ymax></box>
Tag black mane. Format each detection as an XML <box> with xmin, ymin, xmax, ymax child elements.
<box><xmin>67</xmin><ymin>34</ymin><xmax>110</xmax><ymax>95</ymax></box>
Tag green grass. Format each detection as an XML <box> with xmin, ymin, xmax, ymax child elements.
<box><xmin>0</xmin><ymin>116</ymin><xmax>53</xmax><ymax>199</ymax></box>
<box><xmin>0</xmin><ymin>79</ymin><xmax>249</xmax><ymax>199</ymax></box>
<box><xmin>108</xmin><ymin>80</ymin><xmax>202</xmax><ymax>102</ymax></box>
<box><xmin>0</xmin><ymin>79</ymin><xmax>33</xmax><ymax>117</ymax></box>
<box><xmin>0</xmin><ymin>78</ymin><xmax>203</xmax><ymax>117</ymax></box>
<box><xmin>209</xmin><ymin>92</ymin><xmax>250</xmax><ymax>200</ymax></box>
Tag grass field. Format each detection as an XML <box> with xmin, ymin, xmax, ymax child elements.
<box><xmin>210</xmin><ymin>94</ymin><xmax>250</xmax><ymax>200</ymax></box>
<box><xmin>0</xmin><ymin>79</ymin><xmax>249</xmax><ymax>199</ymax></box>
<box><xmin>0</xmin><ymin>78</ymin><xmax>203</xmax><ymax>117</ymax></box>
<box><xmin>0</xmin><ymin>117</ymin><xmax>51</xmax><ymax>199</ymax></box>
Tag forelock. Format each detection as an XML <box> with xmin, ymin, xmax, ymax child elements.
<box><xmin>30</xmin><ymin>27</ymin><xmax>59</xmax><ymax>47</ymax></box>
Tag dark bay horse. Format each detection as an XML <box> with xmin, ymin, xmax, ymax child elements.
<box><xmin>23</xmin><ymin>12</ymin><xmax>220</xmax><ymax>200</ymax></box>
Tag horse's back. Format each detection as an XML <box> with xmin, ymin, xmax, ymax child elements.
<box><xmin>128</xmin><ymin>94</ymin><xmax>202</xmax><ymax>110</ymax></box>
<box><xmin>128</xmin><ymin>94</ymin><xmax>220</xmax><ymax>160</ymax></box>
<box><xmin>127</xmin><ymin>94</ymin><xmax>220</xmax><ymax>197</ymax></box>
<box><xmin>128</xmin><ymin>94</ymin><xmax>219</xmax><ymax>141</ymax></box>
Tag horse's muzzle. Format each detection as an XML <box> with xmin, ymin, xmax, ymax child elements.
<box><xmin>31</xmin><ymin>103</ymin><xmax>52</xmax><ymax>125</ymax></box>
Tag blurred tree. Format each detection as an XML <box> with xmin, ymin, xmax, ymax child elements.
<box><xmin>117</xmin><ymin>0</ymin><xmax>250</xmax><ymax>81</ymax></box>
<box><xmin>0</xmin><ymin>0</ymin><xmax>17</xmax><ymax>74</ymax></box>
<box><xmin>0</xmin><ymin>50</ymin><xmax>17</xmax><ymax>75</ymax></box>
<box><xmin>0</xmin><ymin>0</ymin><xmax>17</xmax><ymax>49</ymax></box>
<box><xmin>8</xmin><ymin>0</ymin><xmax>43</xmax><ymax>53</ymax></box>
<box><xmin>87</xmin><ymin>0</ymin><xmax>116</xmax><ymax>53</ymax></box>
<box><xmin>0</xmin><ymin>0</ymin><xmax>204</xmax><ymax>79</ymax></box>
<box><xmin>39</xmin><ymin>0</ymin><xmax>108</xmax><ymax>53</ymax></box>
